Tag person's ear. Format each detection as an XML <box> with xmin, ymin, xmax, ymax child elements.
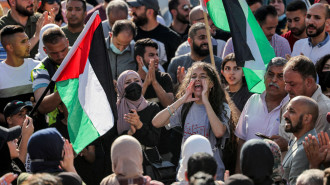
<box><xmin>305</xmin><ymin>77</ymin><xmax>314</xmax><ymax>88</ymax></box>
<box><xmin>185</xmin><ymin>171</ymin><xmax>188</xmax><ymax>181</ymax></box>
<box><xmin>6</xmin><ymin>117</ymin><xmax>13</xmax><ymax>126</ymax></box>
<box><xmin>221</xmin><ymin>69</ymin><xmax>224</xmax><ymax>75</ymax></box>
<box><xmin>5</xmin><ymin>44</ymin><xmax>14</xmax><ymax>52</ymax></box>
<box><xmin>188</xmin><ymin>37</ymin><xmax>193</xmax><ymax>46</ymax></box>
<box><xmin>170</xmin><ymin>9</ymin><xmax>177</xmax><ymax>18</ymax></box>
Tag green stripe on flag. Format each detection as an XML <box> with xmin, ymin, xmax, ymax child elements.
<box><xmin>243</xmin><ymin>1</ymin><xmax>274</xmax><ymax>66</ymax></box>
<box><xmin>242</xmin><ymin>67</ymin><xmax>265</xmax><ymax>93</ymax></box>
<box><xmin>206</xmin><ymin>0</ymin><xmax>229</xmax><ymax>31</ymax></box>
<box><xmin>57</xmin><ymin>79</ymin><xmax>100</xmax><ymax>153</ymax></box>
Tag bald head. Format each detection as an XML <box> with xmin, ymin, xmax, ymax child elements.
<box><xmin>291</xmin><ymin>96</ymin><xmax>319</xmax><ymax>124</ymax></box>
<box><xmin>189</xmin><ymin>5</ymin><xmax>203</xmax><ymax>24</ymax></box>
<box><xmin>309</xmin><ymin>3</ymin><xmax>329</xmax><ymax>19</ymax></box>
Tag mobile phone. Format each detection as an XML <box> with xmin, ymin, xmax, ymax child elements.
<box><xmin>255</xmin><ymin>132</ymin><xmax>271</xmax><ymax>139</ymax></box>
<box><xmin>129</xmin><ymin>110</ymin><xmax>134</xmax><ymax>113</ymax></box>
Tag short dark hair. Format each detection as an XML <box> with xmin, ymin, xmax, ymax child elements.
<box><xmin>254</xmin><ymin>5</ymin><xmax>278</xmax><ymax>25</ymax></box>
<box><xmin>134</xmin><ymin>38</ymin><xmax>158</xmax><ymax>61</ymax></box>
<box><xmin>112</xmin><ymin>20</ymin><xmax>136</xmax><ymax>38</ymax></box>
<box><xmin>188</xmin><ymin>22</ymin><xmax>205</xmax><ymax>38</ymax></box>
<box><xmin>246</xmin><ymin>0</ymin><xmax>263</xmax><ymax>7</ymax></box>
<box><xmin>169</xmin><ymin>0</ymin><xmax>180</xmax><ymax>13</ymax></box>
<box><xmin>42</xmin><ymin>27</ymin><xmax>67</xmax><ymax>45</ymax></box>
<box><xmin>0</xmin><ymin>25</ymin><xmax>25</xmax><ymax>46</ymax></box>
<box><xmin>286</xmin><ymin>0</ymin><xmax>307</xmax><ymax>12</ymax></box>
<box><xmin>284</xmin><ymin>55</ymin><xmax>317</xmax><ymax>81</ymax></box>
<box><xmin>187</xmin><ymin>152</ymin><xmax>217</xmax><ymax>180</ymax></box>
<box><xmin>66</xmin><ymin>0</ymin><xmax>87</xmax><ymax>12</ymax></box>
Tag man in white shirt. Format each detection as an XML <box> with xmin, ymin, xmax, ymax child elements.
<box><xmin>291</xmin><ymin>3</ymin><xmax>330</xmax><ymax>63</ymax></box>
<box><xmin>0</xmin><ymin>25</ymin><xmax>40</xmax><ymax>125</ymax></box>
<box><xmin>235</xmin><ymin>57</ymin><xmax>289</xmax><ymax>172</ymax></box>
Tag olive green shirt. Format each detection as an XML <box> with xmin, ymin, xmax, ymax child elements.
<box><xmin>61</xmin><ymin>25</ymin><xmax>81</xmax><ymax>46</ymax></box>
<box><xmin>0</xmin><ymin>10</ymin><xmax>41</xmax><ymax>58</ymax></box>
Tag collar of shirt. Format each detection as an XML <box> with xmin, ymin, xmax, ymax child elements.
<box><xmin>308</xmin><ymin>32</ymin><xmax>329</xmax><ymax>48</ymax></box>
<box><xmin>261</xmin><ymin>91</ymin><xmax>290</xmax><ymax>113</ymax></box>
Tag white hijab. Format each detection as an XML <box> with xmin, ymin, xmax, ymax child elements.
<box><xmin>35</xmin><ymin>24</ymin><xmax>60</xmax><ymax>61</ymax></box>
<box><xmin>177</xmin><ymin>135</ymin><xmax>213</xmax><ymax>181</ymax></box>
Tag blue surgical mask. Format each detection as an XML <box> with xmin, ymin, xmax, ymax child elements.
<box><xmin>142</xmin><ymin>65</ymin><xmax>148</xmax><ymax>73</ymax></box>
<box><xmin>110</xmin><ymin>40</ymin><xmax>126</xmax><ymax>55</ymax></box>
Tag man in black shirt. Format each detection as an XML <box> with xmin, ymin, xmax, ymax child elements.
<box><xmin>128</xmin><ymin>0</ymin><xmax>181</xmax><ymax>70</ymax></box>
<box><xmin>135</xmin><ymin>38</ymin><xmax>174</xmax><ymax>109</ymax></box>
<box><xmin>168</xmin><ymin>0</ymin><xmax>191</xmax><ymax>42</ymax></box>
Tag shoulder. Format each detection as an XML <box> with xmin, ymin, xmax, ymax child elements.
<box><xmin>171</xmin><ymin>54</ymin><xmax>190</xmax><ymax>63</ymax></box>
<box><xmin>293</xmin><ymin>38</ymin><xmax>308</xmax><ymax>47</ymax></box>
<box><xmin>30</xmin><ymin>13</ymin><xmax>41</xmax><ymax>23</ymax></box>
<box><xmin>214</xmin><ymin>56</ymin><xmax>222</xmax><ymax>63</ymax></box>
<box><xmin>0</xmin><ymin>15</ymin><xmax>14</xmax><ymax>28</ymax></box>
<box><xmin>156</xmin><ymin>24</ymin><xmax>180</xmax><ymax>38</ymax></box>
<box><xmin>275</xmin><ymin>34</ymin><xmax>290</xmax><ymax>43</ymax></box>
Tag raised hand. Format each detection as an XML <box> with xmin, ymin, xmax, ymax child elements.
<box><xmin>303</xmin><ymin>134</ymin><xmax>326</xmax><ymax>169</ymax></box>
<box><xmin>182</xmin><ymin>80</ymin><xmax>199</xmax><ymax>103</ymax></box>
<box><xmin>177</xmin><ymin>66</ymin><xmax>185</xmax><ymax>84</ymax></box>
<box><xmin>201</xmin><ymin>78</ymin><xmax>212</xmax><ymax>104</ymax></box>
<box><xmin>124</xmin><ymin>109</ymin><xmax>143</xmax><ymax>130</ymax></box>
<box><xmin>60</xmin><ymin>140</ymin><xmax>77</xmax><ymax>173</ymax></box>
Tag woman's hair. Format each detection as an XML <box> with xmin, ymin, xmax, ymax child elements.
<box><xmin>220</xmin><ymin>53</ymin><xmax>245</xmax><ymax>86</ymax></box>
<box><xmin>37</xmin><ymin>0</ymin><xmax>64</xmax><ymax>23</ymax></box>
<box><xmin>176</xmin><ymin>62</ymin><xmax>227</xmax><ymax>119</ymax></box>
<box><xmin>315</xmin><ymin>54</ymin><xmax>330</xmax><ymax>76</ymax></box>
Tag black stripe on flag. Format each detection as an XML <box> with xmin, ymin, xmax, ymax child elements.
<box><xmin>222</xmin><ymin>0</ymin><xmax>254</xmax><ymax>67</ymax></box>
<box><xmin>88</xmin><ymin>23</ymin><xmax>118</xmax><ymax>122</ymax></box>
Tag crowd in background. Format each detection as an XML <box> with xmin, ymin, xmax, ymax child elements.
<box><xmin>0</xmin><ymin>0</ymin><xmax>330</xmax><ymax>184</ymax></box>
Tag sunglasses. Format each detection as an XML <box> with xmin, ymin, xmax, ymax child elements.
<box><xmin>182</xmin><ymin>4</ymin><xmax>192</xmax><ymax>11</ymax></box>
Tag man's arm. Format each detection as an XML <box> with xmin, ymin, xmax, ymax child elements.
<box><xmin>34</xmin><ymin>88</ymin><xmax>61</xmax><ymax>114</ymax></box>
<box><xmin>151</xmin><ymin>80</ymin><xmax>174</xmax><ymax>108</ymax></box>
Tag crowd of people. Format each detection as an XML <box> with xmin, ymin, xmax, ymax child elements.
<box><xmin>0</xmin><ymin>0</ymin><xmax>330</xmax><ymax>184</ymax></box>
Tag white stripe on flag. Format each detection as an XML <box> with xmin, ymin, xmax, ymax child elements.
<box><xmin>78</xmin><ymin>59</ymin><xmax>114</xmax><ymax>135</ymax></box>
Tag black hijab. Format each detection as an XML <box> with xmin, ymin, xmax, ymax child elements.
<box><xmin>240</xmin><ymin>139</ymin><xmax>274</xmax><ymax>185</ymax></box>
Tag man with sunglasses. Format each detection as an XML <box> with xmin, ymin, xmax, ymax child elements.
<box><xmin>0</xmin><ymin>0</ymin><xmax>54</xmax><ymax>58</ymax></box>
<box><xmin>169</xmin><ymin>0</ymin><xmax>191</xmax><ymax>42</ymax></box>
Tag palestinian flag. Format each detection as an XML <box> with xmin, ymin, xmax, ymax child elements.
<box><xmin>201</xmin><ymin>0</ymin><xmax>275</xmax><ymax>93</ymax></box>
<box><xmin>51</xmin><ymin>12</ymin><xmax>117</xmax><ymax>153</ymax></box>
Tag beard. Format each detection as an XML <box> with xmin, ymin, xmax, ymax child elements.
<box><xmin>192</xmin><ymin>42</ymin><xmax>209</xmax><ymax>57</ymax></box>
<box><xmin>16</xmin><ymin>2</ymin><xmax>34</xmax><ymax>16</ymax></box>
<box><xmin>290</xmin><ymin>25</ymin><xmax>306</xmax><ymax>37</ymax></box>
<box><xmin>133</xmin><ymin>12</ymin><xmax>148</xmax><ymax>27</ymax></box>
<box><xmin>306</xmin><ymin>23</ymin><xmax>325</xmax><ymax>37</ymax></box>
<box><xmin>284</xmin><ymin>115</ymin><xmax>304</xmax><ymax>133</ymax></box>
<box><xmin>176</xmin><ymin>12</ymin><xmax>189</xmax><ymax>24</ymax></box>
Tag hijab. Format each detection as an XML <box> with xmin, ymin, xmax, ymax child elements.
<box><xmin>35</xmin><ymin>24</ymin><xmax>60</xmax><ymax>61</ymax></box>
<box><xmin>116</xmin><ymin>70</ymin><xmax>148</xmax><ymax>135</ymax></box>
<box><xmin>264</xmin><ymin>139</ymin><xmax>284</xmax><ymax>183</ymax></box>
<box><xmin>100</xmin><ymin>135</ymin><xmax>143</xmax><ymax>185</ymax></box>
<box><xmin>177</xmin><ymin>135</ymin><xmax>213</xmax><ymax>181</ymax></box>
<box><xmin>240</xmin><ymin>139</ymin><xmax>274</xmax><ymax>185</ymax></box>
<box><xmin>28</xmin><ymin>128</ymin><xmax>64</xmax><ymax>173</ymax></box>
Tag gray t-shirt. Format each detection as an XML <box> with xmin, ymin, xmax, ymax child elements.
<box><xmin>169</xmin><ymin>102</ymin><xmax>231</xmax><ymax>180</ymax></box>
<box><xmin>167</xmin><ymin>54</ymin><xmax>222</xmax><ymax>84</ymax></box>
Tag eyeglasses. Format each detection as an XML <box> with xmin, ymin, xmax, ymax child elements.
<box><xmin>182</xmin><ymin>4</ymin><xmax>192</xmax><ymax>11</ymax></box>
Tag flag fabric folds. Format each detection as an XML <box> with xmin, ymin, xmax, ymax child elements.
<box><xmin>202</xmin><ymin>0</ymin><xmax>276</xmax><ymax>93</ymax></box>
<box><xmin>51</xmin><ymin>11</ymin><xmax>117</xmax><ymax>153</ymax></box>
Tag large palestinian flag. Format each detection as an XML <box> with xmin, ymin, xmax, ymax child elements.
<box><xmin>201</xmin><ymin>0</ymin><xmax>275</xmax><ymax>93</ymax></box>
<box><xmin>51</xmin><ymin>12</ymin><xmax>117</xmax><ymax>153</ymax></box>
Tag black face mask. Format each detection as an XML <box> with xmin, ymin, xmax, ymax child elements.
<box><xmin>320</xmin><ymin>71</ymin><xmax>330</xmax><ymax>88</ymax></box>
<box><xmin>125</xmin><ymin>82</ymin><xmax>142</xmax><ymax>101</ymax></box>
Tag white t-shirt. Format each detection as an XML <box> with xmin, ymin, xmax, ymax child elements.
<box><xmin>0</xmin><ymin>58</ymin><xmax>40</xmax><ymax>98</ymax></box>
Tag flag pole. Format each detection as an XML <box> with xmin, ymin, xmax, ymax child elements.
<box><xmin>203</xmin><ymin>11</ymin><xmax>215</xmax><ymax>68</ymax></box>
<box><xmin>29</xmin><ymin>81</ymin><xmax>55</xmax><ymax>116</ymax></box>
